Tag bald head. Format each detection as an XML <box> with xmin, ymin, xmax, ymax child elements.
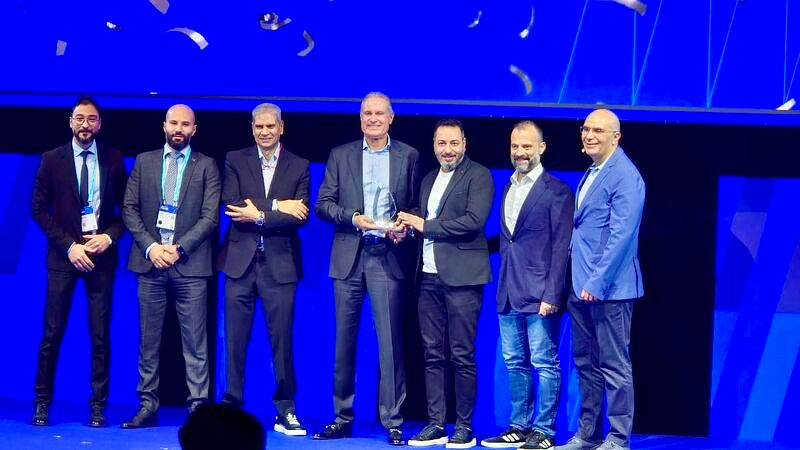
<box><xmin>581</xmin><ymin>108</ymin><xmax>621</xmax><ymax>165</ymax></box>
<box><xmin>166</xmin><ymin>104</ymin><xmax>195</xmax><ymax>124</ymax></box>
<box><xmin>585</xmin><ymin>109</ymin><xmax>620</xmax><ymax>133</ymax></box>
<box><xmin>164</xmin><ymin>104</ymin><xmax>197</xmax><ymax>151</ymax></box>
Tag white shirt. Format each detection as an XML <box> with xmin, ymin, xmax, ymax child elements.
<box><xmin>422</xmin><ymin>169</ymin><xmax>455</xmax><ymax>274</ymax></box>
<box><xmin>504</xmin><ymin>164</ymin><xmax>543</xmax><ymax>234</ymax></box>
<box><xmin>259</xmin><ymin>144</ymin><xmax>281</xmax><ymax>199</ymax></box>
<box><xmin>577</xmin><ymin>157</ymin><xmax>610</xmax><ymax>208</ymax></box>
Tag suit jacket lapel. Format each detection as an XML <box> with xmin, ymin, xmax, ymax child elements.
<box><xmin>61</xmin><ymin>145</ymin><xmax>81</xmax><ymax>206</ymax></box>
<box><xmin>267</xmin><ymin>148</ymin><xmax>291</xmax><ymax>199</ymax></box>
<box><xmin>96</xmin><ymin>144</ymin><xmax>110</xmax><ymax>213</ymax></box>
<box><xmin>436</xmin><ymin>157</ymin><xmax>470</xmax><ymax>210</ymax></box>
<box><xmin>514</xmin><ymin>172</ymin><xmax>548</xmax><ymax>234</ymax></box>
<box><xmin>348</xmin><ymin>144</ymin><xmax>364</xmax><ymax>210</ymax></box>
<box><xmin>576</xmin><ymin>148</ymin><xmax>622</xmax><ymax>217</ymax></box>
<box><xmin>177</xmin><ymin>153</ymin><xmax>198</xmax><ymax>207</ymax></box>
<box><xmin>248</xmin><ymin>146</ymin><xmax>267</xmax><ymax>199</ymax></box>
<box><xmin>390</xmin><ymin>147</ymin><xmax>402</xmax><ymax>196</ymax></box>
<box><xmin>500</xmin><ymin>181</ymin><xmax>512</xmax><ymax>239</ymax></box>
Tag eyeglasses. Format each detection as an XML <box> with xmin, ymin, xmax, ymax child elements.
<box><xmin>580</xmin><ymin>126</ymin><xmax>618</xmax><ymax>135</ymax></box>
<box><xmin>71</xmin><ymin>115</ymin><xmax>100</xmax><ymax>125</ymax></box>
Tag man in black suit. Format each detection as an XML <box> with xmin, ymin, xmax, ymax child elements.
<box><xmin>30</xmin><ymin>97</ymin><xmax>128</xmax><ymax>428</ymax></box>
<box><xmin>217</xmin><ymin>103</ymin><xmax>310</xmax><ymax>436</ymax></box>
<box><xmin>399</xmin><ymin>119</ymin><xmax>493</xmax><ymax>449</ymax></box>
<box><xmin>481</xmin><ymin>121</ymin><xmax>573</xmax><ymax>450</ymax></box>
<box><xmin>121</xmin><ymin>104</ymin><xmax>221</xmax><ymax>428</ymax></box>
<box><xmin>313</xmin><ymin>92</ymin><xmax>420</xmax><ymax>446</ymax></box>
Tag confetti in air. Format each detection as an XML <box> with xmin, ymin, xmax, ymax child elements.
<box><xmin>166</xmin><ymin>27</ymin><xmax>209</xmax><ymax>50</ymax></box>
<box><xmin>297</xmin><ymin>30</ymin><xmax>315</xmax><ymax>56</ymax></box>
<box><xmin>509</xmin><ymin>64</ymin><xmax>533</xmax><ymax>95</ymax></box>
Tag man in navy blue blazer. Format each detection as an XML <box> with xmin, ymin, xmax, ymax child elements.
<box><xmin>557</xmin><ymin>109</ymin><xmax>645</xmax><ymax>450</ymax></box>
<box><xmin>481</xmin><ymin>121</ymin><xmax>573</xmax><ymax>450</ymax></box>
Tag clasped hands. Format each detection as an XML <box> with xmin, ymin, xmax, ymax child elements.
<box><xmin>149</xmin><ymin>244</ymin><xmax>181</xmax><ymax>270</ymax></box>
<box><xmin>353</xmin><ymin>214</ymin><xmax>408</xmax><ymax>244</ymax></box>
<box><xmin>68</xmin><ymin>233</ymin><xmax>112</xmax><ymax>272</ymax></box>
<box><xmin>225</xmin><ymin>198</ymin><xmax>309</xmax><ymax>222</ymax></box>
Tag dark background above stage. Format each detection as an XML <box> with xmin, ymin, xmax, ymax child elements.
<box><xmin>3</xmin><ymin>104</ymin><xmax>798</xmax><ymax>438</ymax></box>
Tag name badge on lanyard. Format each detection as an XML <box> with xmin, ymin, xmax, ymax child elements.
<box><xmin>81</xmin><ymin>206</ymin><xmax>98</xmax><ymax>233</ymax></box>
<box><xmin>157</xmin><ymin>204</ymin><xmax>178</xmax><ymax>231</ymax></box>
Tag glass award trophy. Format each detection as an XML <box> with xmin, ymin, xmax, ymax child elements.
<box><xmin>371</xmin><ymin>186</ymin><xmax>398</xmax><ymax>231</ymax></box>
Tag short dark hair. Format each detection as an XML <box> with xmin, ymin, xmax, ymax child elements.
<box><xmin>434</xmin><ymin>118</ymin><xmax>464</xmax><ymax>137</ymax></box>
<box><xmin>72</xmin><ymin>96</ymin><xmax>101</xmax><ymax>116</ymax></box>
<box><xmin>512</xmin><ymin>120</ymin><xmax>544</xmax><ymax>141</ymax></box>
<box><xmin>179</xmin><ymin>403</ymin><xmax>266</xmax><ymax>450</ymax></box>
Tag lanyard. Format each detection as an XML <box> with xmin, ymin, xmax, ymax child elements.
<box><xmin>160</xmin><ymin>147</ymin><xmax>191</xmax><ymax>205</ymax></box>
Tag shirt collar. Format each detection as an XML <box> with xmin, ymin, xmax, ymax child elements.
<box><xmin>72</xmin><ymin>139</ymin><xmax>97</xmax><ymax>157</ymax></box>
<box><xmin>510</xmin><ymin>163</ymin><xmax>544</xmax><ymax>186</ymax></box>
<box><xmin>258</xmin><ymin>143</ymin><xmax>281</xmax><ymax>166</ymax></box>
<box><xmin>362</xmin><ymin>136</ymin><xmax>391</xmax><ymax>153</ymax></box>
<box><xmin>163</xmin><ymin>143</ymin><xmax>190</xmax><ymax>158</ymax></box>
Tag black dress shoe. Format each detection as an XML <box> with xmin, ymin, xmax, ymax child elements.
<box><xmin>120</xmin><ymin>407</ymin><xmax>157</xmax><ymax>429</ymax></box>
<box><xmin>312</xmin><ymin>421</ymin><xmax>353</xmax><ymax>440</ymax></box>
<box><xmin>88</xmin><ymin>406</ymin><xmax>106</xmax><ymax>428</ymax></box>
<box><xmin>31</xmin><ymin>402</ymin><xmax>49</xmax><ymax>426</ymax></box>
<box><xmin>387</xmin><ymin>428</ymin><xmax>405</xmax><ymax>446</ymax></box>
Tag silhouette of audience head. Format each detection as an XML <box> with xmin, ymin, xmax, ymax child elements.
<box><xmin>179</xmin><ymin>402</ymin><xmax>265</xmax><ymax>450</ymax></box>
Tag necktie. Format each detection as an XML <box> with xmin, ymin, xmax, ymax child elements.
<box><xmin>160</xmin><ymin>151</ymin><xmax>183</xmax><ymax>244</ymax></box>
<box><xmin>164</xmin><ymin>151</ymin><xmax>181</xmax><ymax>206</ymax></box>
<box><xmin>79</xmin><ymin>150</ymin><xmax>90</xmax><ymax>207</ymax></box>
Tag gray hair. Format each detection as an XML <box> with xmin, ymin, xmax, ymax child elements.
<box><xmin>251</xmin><ymin>103</ymin><xmax>282</xmax><ymax>121</ymax></box>
<box><xmin>361</xmin><ymin>92</ymin><xmax>394</xmax><ymax>115</ymax></box>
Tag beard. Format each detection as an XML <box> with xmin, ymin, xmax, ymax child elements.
<box><xmin>73</xmin><ymin>129</ymin><xmax>95</xmax><ymax>147</ymax></box>
<box><xmin>167</xmin><ymin>132</ymin><xmax>191</xmax><ymax>151</ymax></box>
<box><xmin>437</xmin><ymin>154</ymin><xmax>464</xmax><ymax>172</ymax></box>
<box><xmin>512</xmin><ymin>156</ymin><xmax>539</xmax><ymax>174</ymax></box>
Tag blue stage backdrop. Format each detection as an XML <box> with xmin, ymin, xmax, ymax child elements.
<box><xmin>712</xmin><ymin>177</ymin><xmax>800</xmax><ymax>444</ymax></box>
<box><xmin>1</xmin><ymin>0</ymin><xmax>800</xmax><ymax>123</ymax></box>
<box><xmin>0</xmin><ymin>152</ymin><xmax>591</xmax><ymax>433</ymax></box>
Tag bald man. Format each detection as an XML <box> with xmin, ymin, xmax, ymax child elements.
<box><xmin>557</xmin><ymin>109</ymin><xmax>645</xmax><ymax>450</ymax></box>
<box><xmin>122</xmin><ymin>104</ymin><xmax>221</xmax><ymax>428</ymax></box>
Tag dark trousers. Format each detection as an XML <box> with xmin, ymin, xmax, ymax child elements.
<box><xmin>418</xmin><ymin>273</ymin><xmax>483</xmax><ymax>428</ymax></box>
<box><xmin>223</xmin><ymin>253</ymin><xmax>298</xmax><ymax>416</ymax></box>
<box><xmin>136</xmin><ymin>267</ymin><xmax>209</xmax><ymax>412</ymax></box>
<box><xmin>568</xmin><ymin>292</ymin><xmax>634</xmax><ymax>446</ymax></box>
<box><xmin>332</xmin><ymin>246</ymin><xmax>406</xmax><ymax>429</ymax></box>
<box><xmin>34</xmin><ymin>267</ymin><xmax>114</xmax><ymax>408</ymax></box>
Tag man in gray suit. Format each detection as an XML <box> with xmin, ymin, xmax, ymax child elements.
<box><xmin>313</xmin><ymin>92</ymin><xmax>420</xmax><ymax>446</ymax></box>
<box><xmin>121</xmin><ymin>104</ymin><xmax>221</xmax><ymax>428</ymax></box>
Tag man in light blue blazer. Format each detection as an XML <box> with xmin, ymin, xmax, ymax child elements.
<box><xmin>557</xmin><ymin>109</ymin><xmax>645</xmax><ymax>450</ymax></box>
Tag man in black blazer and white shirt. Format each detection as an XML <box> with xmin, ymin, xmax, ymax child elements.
<box><xmin>31</xmin><ymin>97</ymin><xmax>128</xmax><ymax>428</ymax></box>
<box><xmin>399</xmin><ymin>119</ymin><xmax>494</xmax><ymax>449</ymax></box>
<box><xmin>217</xmin><ymin>103</ymin><xmax>310</xmax><ymax>436</ymax></box>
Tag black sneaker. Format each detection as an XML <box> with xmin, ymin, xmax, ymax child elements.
<box><xmin>520</xmin><ymin>430</ymin><xmax>555</xmax><ymax>449</ymax></box>
<box><xmin>480</xmin><ymin>427</ymin><xmax>529</xmax><ymax>448</ymax></box>
<box><xmin>274</xmin><ymin>412</ymin><xmax>307</xmax><ymax>436</ymax></box>
<box><xmin>409</xmin><ymin>423</ymin><xmax>448</xmax><ymax>447</ymax></box>
<box><xmin>446</xmin><ymin>425</ymin><xmax>476</xmax><ymax>449</ymax></box>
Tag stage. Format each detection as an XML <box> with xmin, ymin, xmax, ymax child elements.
<box><xmin>0</xmin><ymin>398</ymin><xmax>794</xmax><ymax>450</ymax></box>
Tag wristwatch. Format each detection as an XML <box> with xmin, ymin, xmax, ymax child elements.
<box><xmin>175</xmin><ymin>243</ymin><xmax>187</xmax><ymax>261</ymax></box>
<box><xmin>255</xmin><ymin>211</ymin><xmax>266</xmax><ymax>226</ymax></box>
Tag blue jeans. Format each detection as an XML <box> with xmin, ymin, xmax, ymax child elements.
<box><xmin>498</xmin><ymin>309</ymin><xmax>561</xmax><ymax>437</ymax></box>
